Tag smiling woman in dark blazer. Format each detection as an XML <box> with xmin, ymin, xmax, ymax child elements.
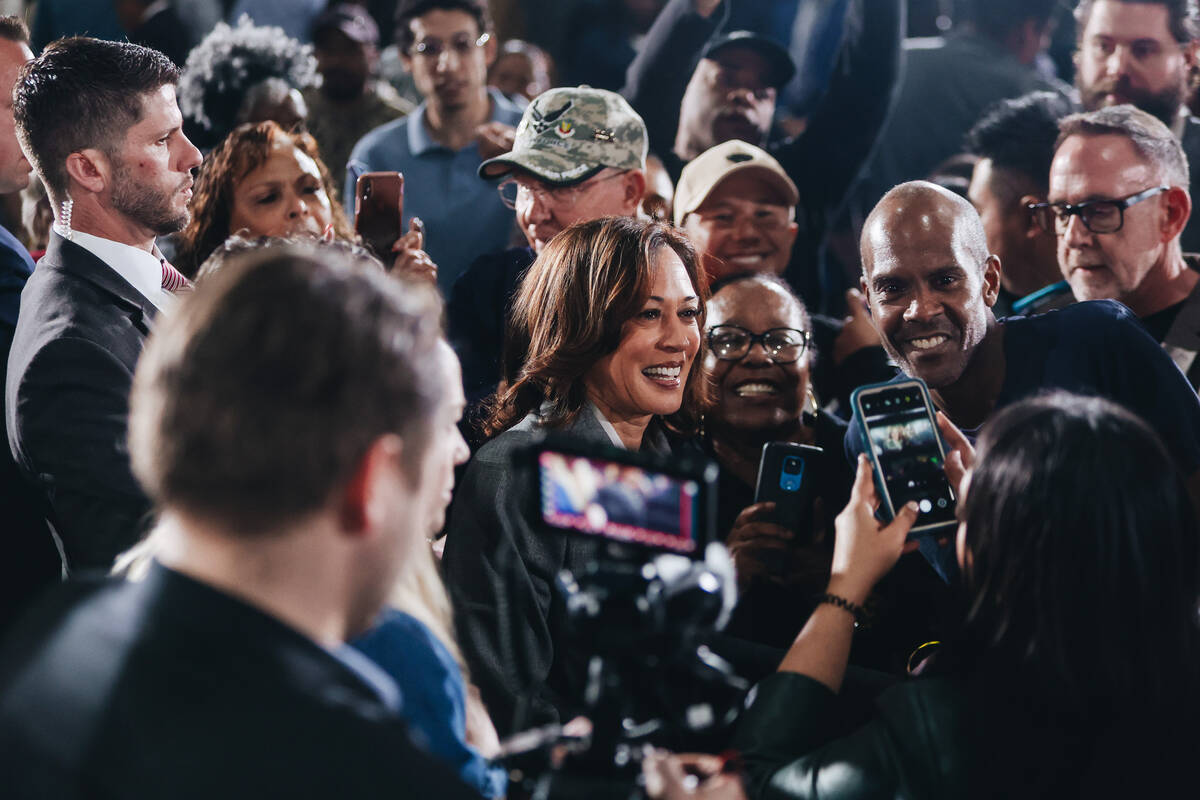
<box><xmin>442</xmin><ymin>216</ymin><xmax>709</xmax><ymax>737</ymax></box>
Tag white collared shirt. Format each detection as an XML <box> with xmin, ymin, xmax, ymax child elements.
<box><xmin>590</xmin><ymin>401</ymin><xmax>629</xmax><ymax>450</ymax></box>
<box><xmin>64</xmin><ymin>229</ymin><xmax>175</xmax><ymax>313</ymax></box>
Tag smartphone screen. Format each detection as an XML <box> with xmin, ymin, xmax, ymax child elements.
<box><xmin>537</xmin><ymin>450</ymin><xmax>700</xmax><ymax>553</ymax></box>
<box><xmin>856</xmin><ymin>383</ymin><xmax>956</xmax><ymax>530</ymax></box>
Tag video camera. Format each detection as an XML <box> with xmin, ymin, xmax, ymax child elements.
<box><xmin>503</xmin><ymin>435</ymin><xmax>747</xmax><ymax>800</ymax></box>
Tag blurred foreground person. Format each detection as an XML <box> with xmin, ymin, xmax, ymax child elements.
<box><xmin>0</xmin><ymin>244</ymin><xmax>481</xmax><ymax>799</ymax></box>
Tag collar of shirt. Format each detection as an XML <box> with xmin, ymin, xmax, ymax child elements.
<box><xmin>407</xmin><ymin>88</ymin><xmax>522</xmax><ymax>157</ymax></box>
<box><xmin>66</xmin><ymin>229</ymin><xmax>175</xmax><ymax>313</ymax></box>
<box><xmin>328</xmin><ymin>642</ymin><xmax>404</xmax><ymax>714</ymax></box>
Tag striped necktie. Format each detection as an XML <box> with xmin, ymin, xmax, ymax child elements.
<box><xmin>160</xmin><ymin>258</ymin><xmax>191</xmax><ymax>293</ymax></box>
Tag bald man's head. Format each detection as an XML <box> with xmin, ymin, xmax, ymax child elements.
<box><xmin>861</xmin><ymin>181</ymin><xmax>991</xmax><ymax>278</ymax></box>
<box><xmin>858</xmin><ymin>181</ymin><xmax>1002</xmax><ymax>389</ymax></box>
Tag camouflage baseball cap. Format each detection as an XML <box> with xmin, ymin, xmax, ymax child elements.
<box><xmin>479</xmin><ymin>87</ymin><xmax>648</xmax><ymax>185</ymax></box>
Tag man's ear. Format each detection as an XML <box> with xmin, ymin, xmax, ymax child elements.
<box><xmin>1162</xmin><ymin>185</ymin><xmax>1191</xmax><ymax>242</ymax></box>
<box><xmin>1019</xmin><ymin>194</ymin><xmax>1046</xmax><ymax>239</ymax></box>
<box><xmin>623</xmin><ymin>169</ymin><xmax>647</xmax><ymax>214</ymax></box>
<box><xmin>858</xmin><ymin>274</ymin><xmax>873</xmax><ymax>317</ymax></box>
<box><xmin>981</xmin><ymin>254</ymin><xmax>1002</xmax><ymax>308</ymax></box>
<box><xmin>64</xmin><ymin>148</ymin><xmax>112</xmax><ymax>195</ymax></box>
<box><xmin>337</xmin><ymin>434</ymin><xmax>405</xmax><ymax>538</ymax></box>
<box><xmin>483</xmin><ymin>29</ymin><xmax>498</xmax><ymax>67</ymax></box>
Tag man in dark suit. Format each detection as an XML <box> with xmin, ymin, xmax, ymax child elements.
<box><xmin>0</xmin><ymin>243</ymin><xmax>478</xmax><ymax>798</ymax></box>
<box><xmin>5</xmin><ymin>37</ymin><xmax>203</xmax><ymax>573</ymax></box>
<box><xmin>0</xmin><ymin>16</ymin><xmax>60</xmax><ymax>632</ymax></box>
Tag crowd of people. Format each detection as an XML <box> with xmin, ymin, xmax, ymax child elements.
<box><xmin>0</xmin><ymin>0</ymin><xmax>1199</xmax><ymax>797</ymax></box>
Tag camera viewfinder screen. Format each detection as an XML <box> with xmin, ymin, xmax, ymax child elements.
<box><xmin>859</xmin><ymin>388</ymin><xmax>956</xmax><ymax>526</ymax></box>
<box><xmin>537</xmin><ymin>451</ymin><xmax>698</xmax><ymax>553</ymax></box>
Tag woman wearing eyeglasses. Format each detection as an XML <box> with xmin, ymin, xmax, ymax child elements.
<box><xmin>704</xmin><ymin>275</ymin><xmax>946</xmax><ymax>670</ymax></box>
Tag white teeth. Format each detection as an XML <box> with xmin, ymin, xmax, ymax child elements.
<box><xmin>729</xmin><ymin>255</ymin><xmax>764</xmax><ymax>265</ymax></box>
<box><xmin>734</xmin><ymin>382</ymin><xmax>778</xmax><ymax>397</ymax></box>
<box><xmin>910</xmin><ymin>335</ymin><xmax>949</xmax><ymax>350</ymax></box>
<box><xmin>643</xmin><ymin>365</ymin><xmax>681</xmax><ymax>379</ymax></box>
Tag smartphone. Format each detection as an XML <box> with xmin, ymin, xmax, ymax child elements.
<box><xmin>753</xmin><ymin>442</ymin><xmax>822</xmax><ymax>541</ymax></box>
<box><xmin>354</xmin><ymin>171</ymin><xmax>403</xmax><ymax>260</ymax></box>
<box><xmin>851</xmin><ymin>378</ymin><xmax>956</xmax><ymax>537</ymax></box>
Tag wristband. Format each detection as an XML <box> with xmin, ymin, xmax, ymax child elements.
<box><xmin>817</xmin><ymin>592</ymin><xmax>866</xmax><ymax>627</ymax></box>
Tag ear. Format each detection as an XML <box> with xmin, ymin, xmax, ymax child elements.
<box><xmin>858</xmin><ymin>274</ymin><xmax>873</xmax><ymax>317</ymax></box>
<box><xmin>483</xmin><ymin>30</ymin><xmax>498</xmax><ymax>67</ymax></box>
<box><xmin>981</xmin><ymin>254</ymin><xmax>1002</xmax><ymax>308</ymax></box>
<box><xmin>1161</xmin><ymin>185</ymin><xmax>1191</xmax><ymax>242</ymax></box>
<box><xmin>337</xmin><ymin>434</ymin><xmax>405</xmax><ymax>538</ymax></box>
<box><xmin>623</xmin><ymin>169</ymin><xmax>647</xmax><ymax>213</ymax></box>
<box><xmin>774</xmin><ymin>219</ymin><xmax>799</xmax><ymax>275</ymax></box>
<box><xmin>64</xmin><ymin>148</ymin><xmax>112</xmax><ymax>195</ymax></box>
<box><xmin>1185</xmin><ymin>40</ymin><xmax>1200</xmax><ymax>69</ymax></box>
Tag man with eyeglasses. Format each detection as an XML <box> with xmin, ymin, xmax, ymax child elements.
<box><xmin>344</xmin><ymin>0</ymin><xmax>522</xmax><ymax>293</ymax></box>
<box><xmin>1073</xmin><ymin>0</ymin><xmax>1200</xmax><ymax>253</ymax></box>
<box><xmin>445</xmin><ymin>86</ymin><xmax>648</xmax><ymax>424</ymax></box>
<box><xmin>852</xmin><ymin>180</ymin><xmax>1200</xmax><ymax>580</ymax></box>
<box><xmin>1043</xmin><ymin>104</ymin><xmax>1200</xmax><ymax>388</ymax></box>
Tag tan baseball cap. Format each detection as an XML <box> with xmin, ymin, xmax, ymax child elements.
<box><xmin>673</xmin><ymin>139</ymin><xmax>799</xmax><ymax>226</ymax></box>
<box><xmin>479</xmin><ymin>86</ymin><xmax>648</xmax><ymax>185</ymax></box>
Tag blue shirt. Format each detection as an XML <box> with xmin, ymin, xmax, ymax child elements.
<box><xmin>846</xmin><ymin>300</ymin><xmax>1200</xmax><ymax>579</ymax></box>
<box><xmin>345</xmin><ymin>89</ymin><xmax>524</xmax><ymax>294</ymax></box>
<box><xmin>352</xmin><ymin>608</ymin><xmax>508</xmax><ymax>799</ymax></box>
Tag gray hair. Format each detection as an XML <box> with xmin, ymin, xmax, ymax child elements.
<box><xmin>1056</xmin><ymin>105</ymin><xmax>1190</xmax><ymax>187</ymax></box>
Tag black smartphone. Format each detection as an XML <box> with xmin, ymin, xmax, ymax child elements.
<box><xmin>753</xmin><ymin>442</ymin><xmax>822</xmax><ymax>541</ymax></box>
<box><xmin>354</xmin><ymin>171</ymin><xmax>403</xmax><ymax>260</ymax></box>
<box><xmin>851</xmin><ymin>378</ymin><xmax>956</xmax><ymax>537</ymax></box>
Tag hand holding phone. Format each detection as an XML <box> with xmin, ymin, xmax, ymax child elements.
<box><xmin>354</xmin><ymin>171</ymin><xmax>403</xmax><ymax>260</ymax></box>
<box><xmin>753</xmin><ymin>442</ymin><xmax>822</xmax><ymax>540</ymax></box>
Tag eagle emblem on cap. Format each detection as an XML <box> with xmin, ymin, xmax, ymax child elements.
<box><xmin>555</xmin><ymin>121</ymin><xmax>575</xmax><ymax>138</ymax></box>
<box><xmin>531</xmin><ymin>99</ymin><xmax>573</xmax><ymax>134</ymax></box>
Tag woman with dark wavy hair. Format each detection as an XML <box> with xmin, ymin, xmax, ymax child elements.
<box><xmin>443</xmin><ymin>216</ymin><xmax>708</xmax><ymax>736</ymax></box>
<box><xmin>659</xmin><ymin>391</ymin><xmax>1200</xmax><ymax>799</ymax></box>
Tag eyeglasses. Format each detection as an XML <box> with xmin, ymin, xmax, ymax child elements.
<box><xmin>1027</xmin><ymin>185</ymin><xmax>1169</xmax><ymax>235</ymax></box>
<box><xmin>706</xmin><ymin>325</ymin><xmax>811</xmax><ymax>363</ymax></box>
<box><xmin>410</xmin><ymin>32</ymin><xmax>490</xmax><ymax>59</ymax></box>
<box><xmin>497</xmin><ymin>171</ymin><xmax>624</xmax><ymax>210</ymax></box>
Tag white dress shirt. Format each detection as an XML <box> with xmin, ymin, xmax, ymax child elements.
<box><xmin>63</xmin><ymin>229</ymin><xmax>176</xmax><ymax>313</ymax></box>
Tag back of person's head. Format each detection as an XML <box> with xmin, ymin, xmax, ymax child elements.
<box><xmin>394</xmin><ymin>0</ymin><xmax>492</xmax><ymax>52</ymax></box>
<box><xmin>129</xmin><ymin>241</ymin><xmax>444</xmax><ymax>532</ymax></box>
<box><xmin>177</xmin><ymin>17</ymin><xmax>316</xmax><ymax>150</ymax></box>
<box><xmin>1056</xmin><ymin>103</ymin><xmax>1190</xmax><ymax>187</ymax></box>
<box><xmin>175</xmin><ymin>120</ymin><xmax>353</xmax><ymax>274</ymax></box>
<box><xmin>965</xmin><ymin>91</ymin><xmax>1075</xmax><ymax>194</ymax></box>
<box><xmin>1075</xmin><ymin>0</ymin><xmax>1200</xmax><ymax>44</ymax></box>
<box><xmin>959</xmin><ymin>392</ymin><xmax>1200</xmax><ymax>711</ymax></box>
<box><xmin>488</xmin><ymin>215</ymin><xmax>706</xmax><ymax>437</ymax></box>
<box><xmin>14</xmin><ymin>36</ymin><xmax>178</xmax><ymax>203</ymax></box>
<box><xmin>961</xmin><ymin>0</ymin><xmax>1058</xmax><ymax>39</ymax></box>
<box><xmin>0</xmin><ymin>14</ymin><xmax>29</xmax><ymax>44</ymax></box>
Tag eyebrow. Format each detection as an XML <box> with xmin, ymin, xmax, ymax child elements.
<box><xmin>647</xmin><ymin>295</ymin><xmax>700</xmax><ymax>302</ymax></box>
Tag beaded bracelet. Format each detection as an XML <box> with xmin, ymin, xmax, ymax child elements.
<box><xmin>817</xmin><ymin>592</ymin><xmax>866</xmax><ymax>627</ymax></box>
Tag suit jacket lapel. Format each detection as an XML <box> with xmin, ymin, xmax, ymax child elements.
<box><xmin>43</xmin><ymin>231</ymin><xmax>158</xmax><ymax>335</ymax></box>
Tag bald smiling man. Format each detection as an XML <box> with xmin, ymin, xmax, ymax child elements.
<box><xmin>851</xmin><ymin>181</ymin><xmax>1200</xmax><ymax>576</ymax></box>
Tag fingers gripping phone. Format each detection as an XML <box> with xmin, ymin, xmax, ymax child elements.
<box><xmin>354</xmin><ymin>171</ymin><xmax>403</xmax><ymax>260</ymax></box>
<box><xmin>851</xmin><ymin>378</ymin><xmax>956</xmax><ymax>537</ymax></box>
<box><xmin>754</xmin><ymin>443</ymin><xmax>823</xmax><ymax>543</ymax></box>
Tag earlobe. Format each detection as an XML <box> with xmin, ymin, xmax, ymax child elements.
<box><xmin>982</xmin><ymin>255</ymin><xmax>1002</xmax><ymax>307</ymax></box>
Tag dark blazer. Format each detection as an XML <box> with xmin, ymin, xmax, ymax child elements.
<box><xmin>0</xmin><ymin>564</ymin><xmax>483</xmax><ymax>799</ymax></box>
<box><xmin>0</xmin><ymin>224</ymin><xmax>59</xmax><ymax>633</ymax></box>
<box><xmin>5</xmin><ymin>231</ymin><xmax>154</xmax><ymax>573</ymax></box>
<box><xmin>442</xmin><ymin>409</ymin><xmax>672</xmax><ymax>736</ymax></box>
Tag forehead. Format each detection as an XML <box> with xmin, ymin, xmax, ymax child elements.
<box><xmin>127</xmin><ymin>84</ymin><xmax>182</xmax><ymax>135</ymax></box>
<box><xmin>698</xmin><ymin>170</ymin><xmax>790</xmax><ymax>209</ymax></box>
<box><xmin>242</xmin><ymin>139</ymin><xmax>322</xmax><ymax>183</ymax></box>
<box><xmin>865</xmin><ymin>206</ymin><xmax>980</xmax><ymax>278</ymax></box>
<box><xmin>1049</xmin><ymin>133</ymin><xmax>1154</xmax><ymax>199</ymax></box>
<box><xmin>649</xmin><ymin>246</ymin><xmax>696</xmax><ymax>294</ymax></box>
<box><xmin>0</xmin><ymin>38</ymin><xmax>31</xmax><ymax>76</ymax></box>
<box><xmin>709</xmin><ymin>281</ymin><xmax>800</xmax><ymax>328</ymax></box>
<box><xmin>409</xmin><ymin>8</ymin><xmax>480</xmax><ymax>39</ymax></box>
<box><xmin>1082</xmin><ymin>0</ymin><xmax>1176</xmax><ymax>42</ymax></box>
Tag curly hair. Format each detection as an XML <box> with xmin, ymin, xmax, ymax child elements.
<box><xmin>174</xmin><ymin>120</ymin><xmax>353</xmax><ymax>276</ymax></box>
<box><xmin>177</xmin><ymin>16</ymin><xmax>317</xmax><ymax>150</ymax></box>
